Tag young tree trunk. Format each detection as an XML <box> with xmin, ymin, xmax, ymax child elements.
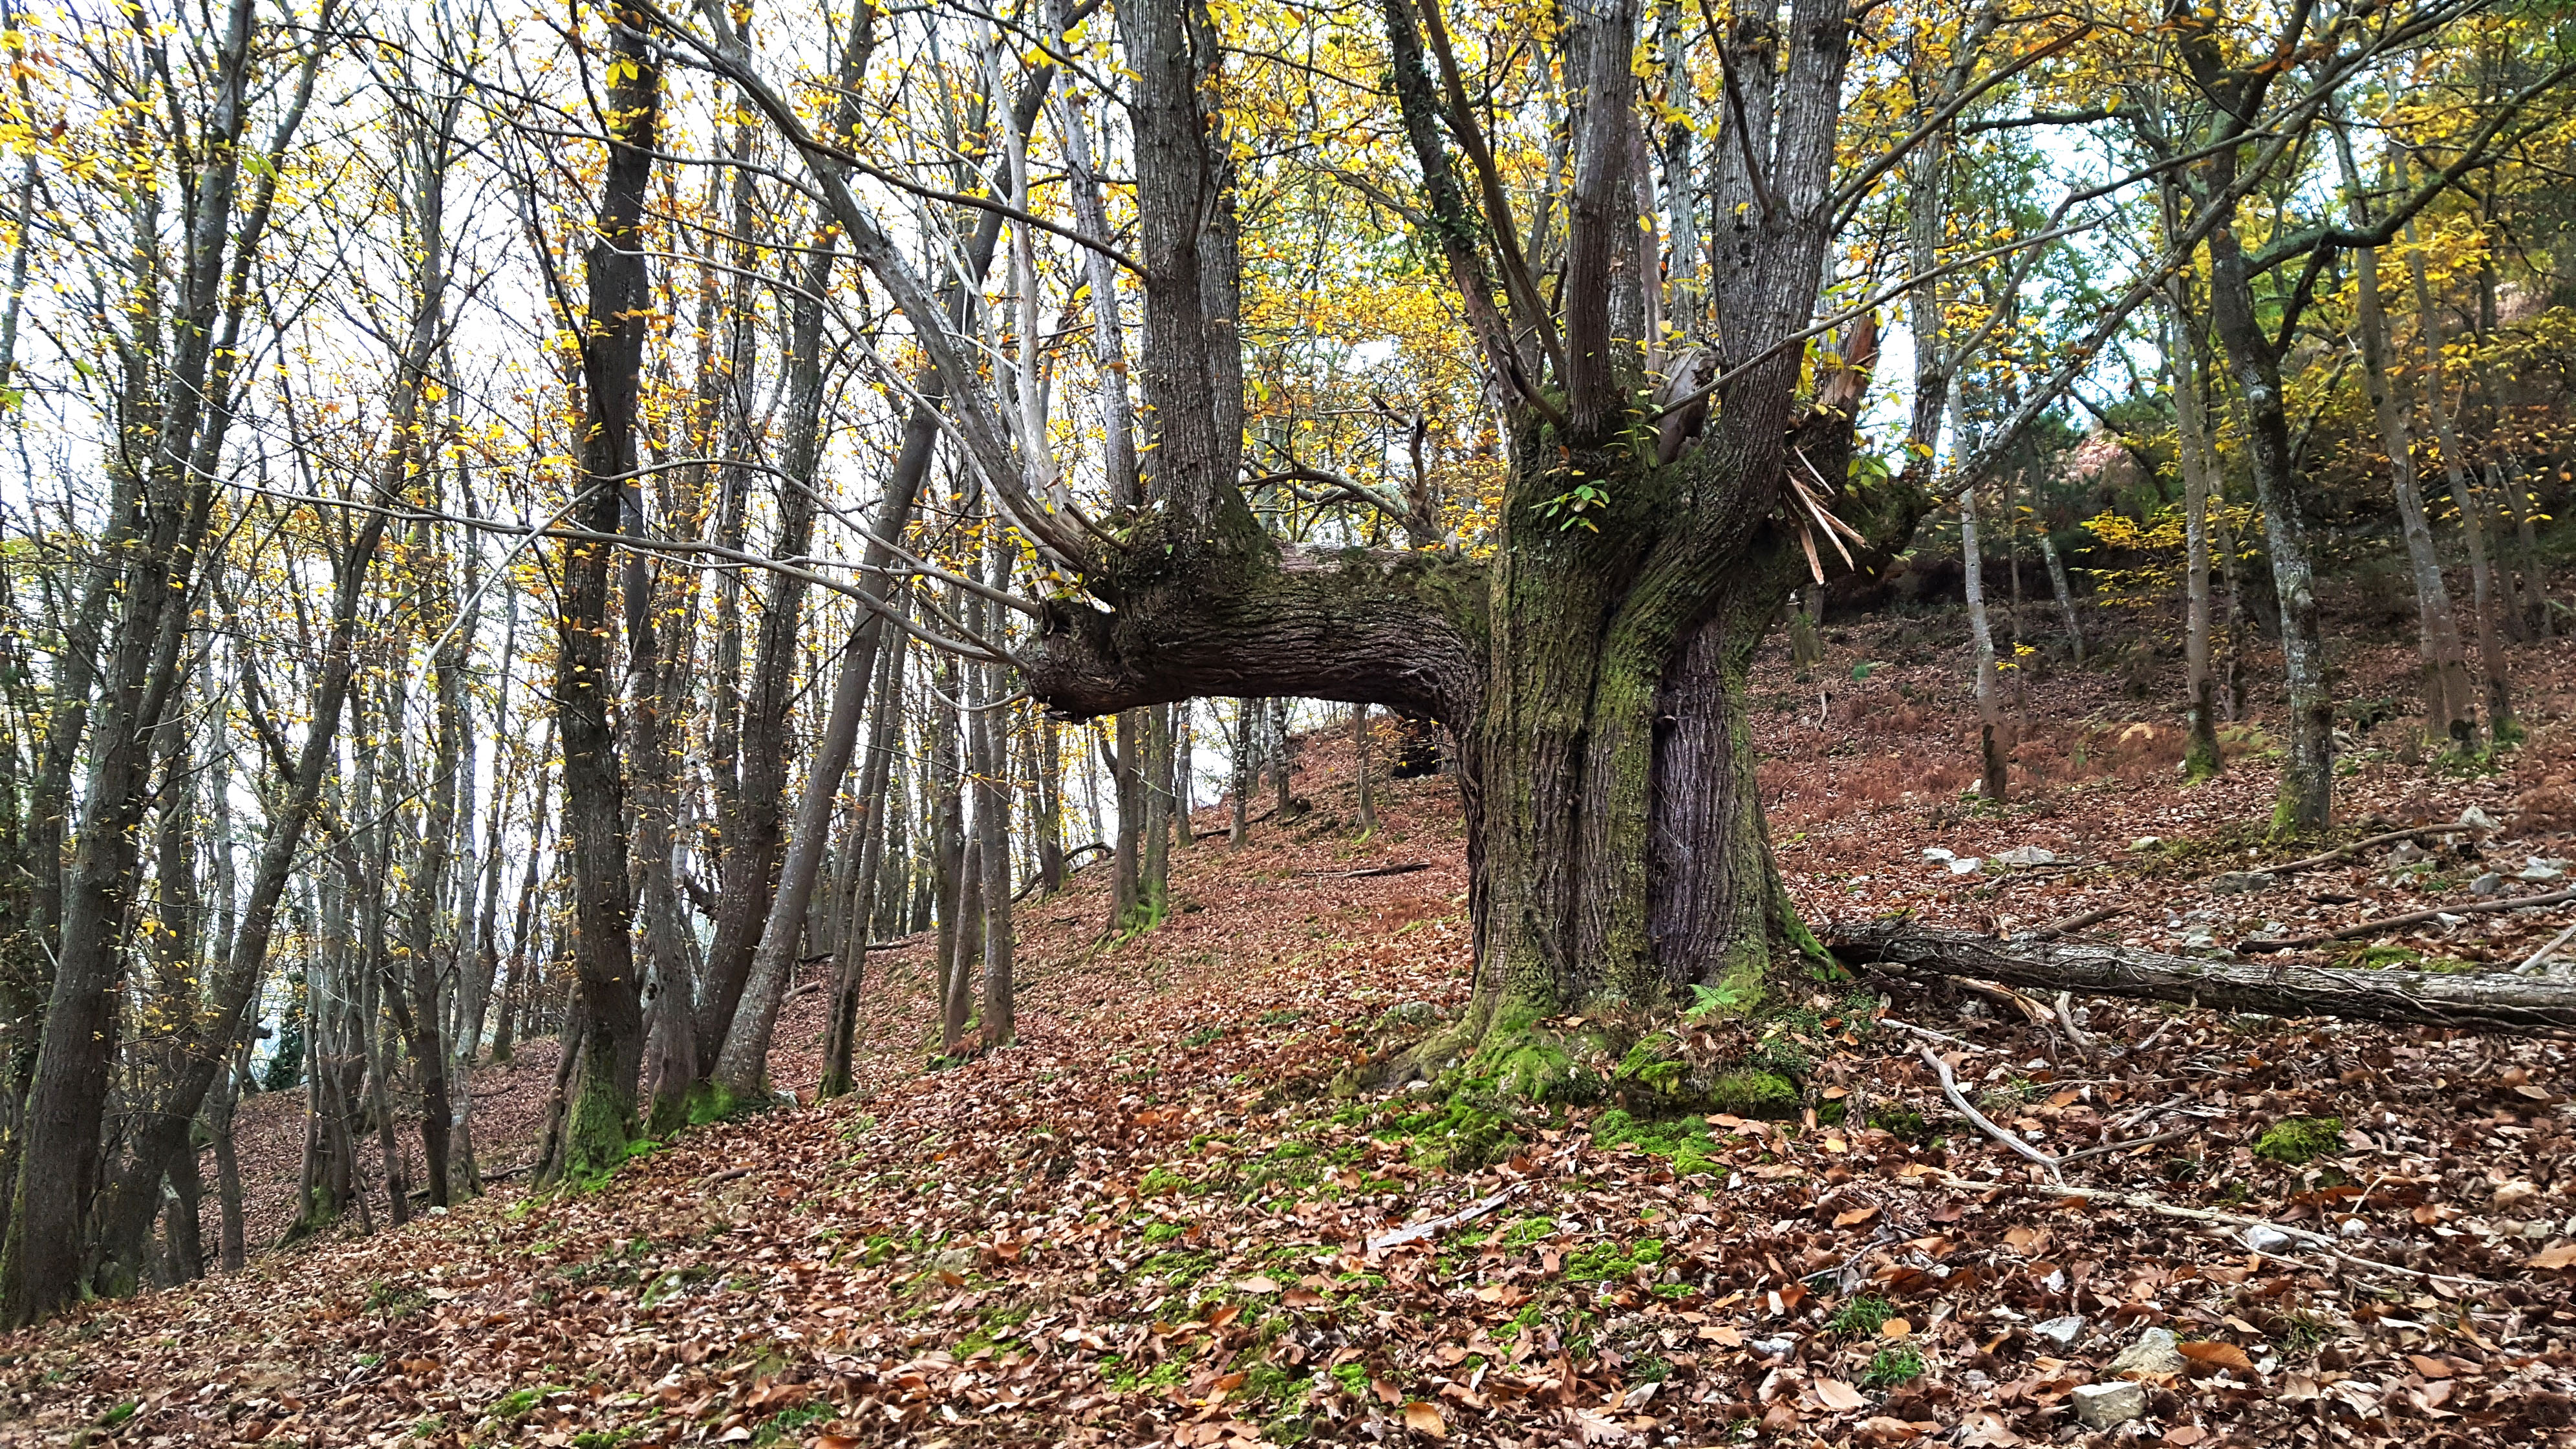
<box><xmin>2337</xmin><ymin>131</ymin><xmax>2478</xmax><ymax>752</ymax></box>
<box><xmin>1172</xmin><ymin>700</ymin><xmax>1195</xmax><ymax>850</ymax></box>
<box><xmin>489</xmin><ymin>742</ymin><xmax>552</xmax><ymax>1067</ymax></box>
<box><xmin>2499</xmin><ymin>455</ymin><xmax>2553</xmax><ymax>638</ymax></box>
<box><xmin>691</xmin><ymin>247</ymin><xmax>830</xmax><ymax>1078</ymax></box>
<box><xmin>1139</xmin><ymin>705</ymin><xmax>1172</xmax><ymax>919</ymax></box>
<box><xmin>2401</xmin><ymin>215</ymin><xmax>2513</xmax><ymax>737</ymax></box>
<box><xmin>819</xmin><ymin>637</ymin><xmax>905</xmax><ymax>1099</ymax></box>
<box><xmin>1034</xmin><ymin>718</ymin><xmax>1066</xmax><ymax>893</ymax></box>
<box><xmin>2165</xmin><ymin>289</ymin><xmax>2223</xmax><ymax>776</ymax></box>
<box><xmin>1354</xmin><ymin>703</ymin><xmax>1377</xmax><ymax>833</ymax></box>
<box><xmin>1229</xmin><ymin>702</ymin><xmax>1252</xmax><ymax>845</ymax></box>
<box><xmin>1960</xmin><ymin>478</ymin><xmax>2009</xmax><ymax>802</ymax></box>
<box><xmin>2205</xmin><ymin>226</ymin><xmax>2333</xmax><ymax>834</ymax></box>
<box><xmin>700</xmin><ymin>27</ymin><xmax>1049</xmax><ymax>1105</ymax></box>
<box><xmin>208</xmin><ymin>1034</ymin><xmax>247</xmax><ymax>1271</ymax></box>
<box><xmin>1108</xmin><ymin>711</ymin><xmax>1143</xmax><ymax>927</ymax></box>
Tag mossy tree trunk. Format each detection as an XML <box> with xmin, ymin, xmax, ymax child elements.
<box><xmin>720</xmin><ymin>0</ymin><xmax>1898</xmax><ymax>1111</ymax></box>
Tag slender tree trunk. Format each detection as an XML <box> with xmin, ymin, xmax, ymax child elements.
<box><xmin>702</xmin><ymin>30</ymin><xmax>1052</xmax><ymax>1104</ymax></box>
<box><xmin>1139</xmin><ymin>705</ymin><xmax>1172</xmax><ymax>919</ymax></box>
<box><xmin>1960</xmin><ymin>477</ymin><xmax>2008</xmax><ymax>802</ymax></box>
<box><xmin>1230</xmin><ymin>702</ymin><xmax>1252</xmax><ymax>845</ymax></box>
<box><xmin>1354</xmin><ymin>703</ymin><xmax>1377</xmax><ymax>833</ymax></box>
<box><xmin>208</xmin><ymin>1037</ymin><xmax>246</xmax><ymax>1271</ymax></box>
<box><xmin>2337</xmin><ymin>131</ymin><xmax>2477</xmax><ymax>751</ymax></box>
<box><xmin>819</xmin><ymin>636</ymin><xmax>903</xmax><ymax>1099</ymax></box>
<box><xmin>2165</xmin><ymin>293</ymin><xmax>2222</xmax><ymax>776</ymax></box>
<box><xmin>2400</xmin><ymin>213</ymin><xmax>2513</xmax><ymax>738</ymax></box>
<box><xmin>691</xmin><ymin>246</ymin><xmax>831</xmax><ymax>1077</ymax></box>
<box><xmin>2205</xmin><ymin>220</ymin><xmax>2333</xmax><ymax>834</ymax></box>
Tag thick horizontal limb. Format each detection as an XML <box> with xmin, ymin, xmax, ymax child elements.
<box><xmin>1024</xmin><ymin>543</ymin><xmax>1487</xmax><ymax>726</ymax></box>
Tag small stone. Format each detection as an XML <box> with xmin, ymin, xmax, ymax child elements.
<box><xmin>2206</xmin><ymin>870</ymin><xmax>2275</xmax><ymax>894</ymax></box>
<box><xmin>2240</xmin><ymin>1223</ymin><xmax>2296</xmax><ymax>1255</ymax></box>
<box><xmin>1994</xmin><ymin>845</ymin><xmax>2058</xmax><ymax>868</ymax></box>
<box><xmin>2106</xmin><ymin>1327</ymin><xmax>2186</xmax><ymax>1378</ymax></box>
<box><xmin>1750</xmin><ymin>1335</ymin><xmax>1798</xmax><ymax>1360</ymax></box>
<box><xmin>2032</xmin><ymin>1315</ymin><xmax>2087</xmax><ymax>1350</ymax></box>
<box><xmin>1948</xmin><ymin>855</ymin><xmax>1983</xmax><ymax>875</ymax></box>
<box><xmin>2471</xmin><ymin>872</ymin><xmax>2506</xmax><ymax>896</ymax></box>
<box><xmin>2386</xmin><ymin>840</ymin><xmax>2430</xmax><ymax>864</ymax></box>
<box><xmin>2521</xmin><ymin>859</ymin><xmax>2569</xmax><ymax>883</ymax></box>
<box><xmin>2461</xmin><ymin>804</ymin><xmax>2502</xmax><ymax>832</ymax></box>
<box><xmin>2072</xmin><ymin>1380</ymin><xmax>2149</xmax><ymax>1428</ymax></box>
<box><xmin>1922</xmin><ymin>846</ymin><xmax>1955</xmax><ymax>862</ymax></box>
<box><xmin>2131</xmin><ymin>836</ymin><xmax>2162</xmax><ymax>851</ymax></box>
<box><xmin>2180</xmin><ymin>926</ymin><xmax>2220</xmax><ymax>950</ymax></box>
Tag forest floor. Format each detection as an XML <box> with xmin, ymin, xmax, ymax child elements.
<box><xmin>6</xmin><ymin>596</ymin><xmax>2576</xmax><ymax>1449</ymax></box>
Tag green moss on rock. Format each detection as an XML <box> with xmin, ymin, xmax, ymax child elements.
<box><xmin>1708</xmin><ymin>1069</ymin><xmax>1800</xmax><ymax>1118</ymax></box>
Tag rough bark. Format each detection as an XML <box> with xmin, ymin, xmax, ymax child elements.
<box><xmin>546</xmin><ymin>1</ymin><xmax>661</xmax><ymax>1182</ymax></box>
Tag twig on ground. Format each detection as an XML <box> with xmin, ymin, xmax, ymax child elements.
<box><xmin>2021</xmin><ymin>904</ymin><xmax>2129</xmax><ymax>942</ymax></box>
<box><xmin>2255</xmin><ymin>821</ymin><xmax>2494</xmax><ymax>878</ymax></box>
<box><xmin>1366</xmin><ymin>1184</ymin><xmax>1521</xmax><ymax>1253</ymax></box>
<box><xmin>2520</xmin><ymin>918</ymin><xmax>2576</xmax><ymax>973</ymax></box>
<box><xmin>1919</xmin><ymin>1045</ymin><xmax>2062</xmax><ymax>1181</ymax></box>
<box><xmin>2054</xmin><ymin>1124</ymin><xmax>2199</xmax><ymax>1165</ymax></box>
<box><xmin>1935</xmin><ymin>1171</ymin><xmax>2503</xmax><ymax>1289</ymax></box>
<box><xmin>2131</xmin><ymin>1015</ymin><xmax>2180</xmax><ymax>1053</ymax></box>
<box><xmin>2240</xmin><ymin>886</ymin><xmax>2576</xmax><ymax>952</ymax></box>
<box><xmin>2054</xmin><ymin>991</ymin><xmax>2097</xmax><ymax>1060</ymax></box>
<box><xmin>1879</xmin><ymin>1016</ymin><xmax>1979</xmax><ymax>1049</ymax></box>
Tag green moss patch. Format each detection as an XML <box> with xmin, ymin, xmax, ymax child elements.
<box><xmin>2253</xmin><ymin>1116</ymin><xmax>2345</xmax><ymax>1165</ymax></box>
<box><xmin>1591</xmin><ymin>1108</ymin><xmax>1724</xmax><ymax>1176</ymax></box>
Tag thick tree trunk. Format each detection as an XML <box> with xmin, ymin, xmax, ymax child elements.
<box><xmin>547</xmin><ymin>6</ymin><xmax>660</xmax><ymax>1183</ymax></box>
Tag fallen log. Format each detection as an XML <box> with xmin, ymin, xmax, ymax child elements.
<box><xmin>1827</xmin><ymin>919</ymin><xmax>2576</xmax><ymax>1035</ymax></box>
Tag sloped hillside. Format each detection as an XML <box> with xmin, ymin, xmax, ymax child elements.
<box><xmin>6</xmin><ymin>616</ymin><xmax>2576</xmax><ymax>1448</ymax></box>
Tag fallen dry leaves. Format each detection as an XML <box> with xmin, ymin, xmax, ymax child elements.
<box><xmin>3</xmin><ymin>604</ymin><xmax>2575</xmax><ymax>1448</ymax></box>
